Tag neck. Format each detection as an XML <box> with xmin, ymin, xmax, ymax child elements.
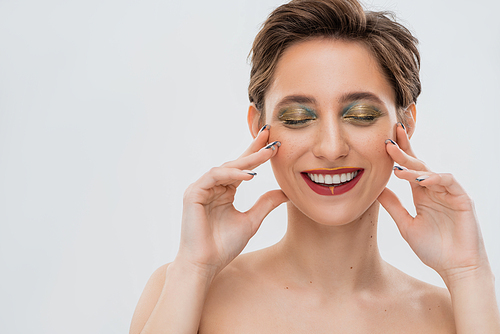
<box><xmin>274</xmin><ymin>201</ymin><xmax>386</xmax><ymax>292</ymax></box>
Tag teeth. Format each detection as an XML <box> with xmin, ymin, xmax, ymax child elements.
<box><xmin>306</xmin><ymin>171</ymin><xmax>359</xmax><ymax>185</ymax></box>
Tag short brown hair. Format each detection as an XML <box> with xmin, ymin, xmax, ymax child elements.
<box><xmin>248</xmin><ymin>0</ymin><xmax>420</xmax><ymax>127</ymax></box>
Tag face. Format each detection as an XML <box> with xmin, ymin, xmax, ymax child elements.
<box><xmin>260</xmin><ymin>38</ymin><xmax>399</xmax><ymax>226</ymax></box>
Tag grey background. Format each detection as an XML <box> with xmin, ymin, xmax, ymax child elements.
<box><xmin>0</xmin><ymin>0</ymin><xmax>499</xmax><ymax>333</ymax></box>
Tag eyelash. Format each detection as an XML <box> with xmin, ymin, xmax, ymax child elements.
<box><xmin>344</xmin><ymin>115</ymin><xmax>378</xmax><ymax>121</ymax></box>
<box><xmin>282</xmin><ymin>119</ymin><xmax>314</xmax><ymax>125</ymax></box>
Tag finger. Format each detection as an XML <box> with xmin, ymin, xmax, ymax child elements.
<box><xmin>392</xmin><ymin>168</ymin><xmax>447</xmax><ymax>193</ymax></box>
<box><xmin>245</xmin><ymin>189</ymin><xmax>288</xmax><ymax>235</ymax></box>
<box><xmin>395</xmin><ymin>122</ymin><xmax>417</xmax><ymax>158</ymax></box>
<box><xmin>378</xmin><ymin>187</ymin><xmax>413</xmax><ymax>240</ymax></box>
<box><xmin>224</xmin><ymin>140</ymin><xmax>281</xmax><ymax>171</ymax></box>
<box><xmin>239</xmin><ymin>124</ymin><xmax>271</xmax><ymax>158</ymax></box>
<box><xmin>414</xmin><ymin>172</ymin><xmax>467</xmax><ymax>196</ymax></box>
<box><xmin>393</xmin><ymin>167</ymin><xmax>467</xmax><ymax>196</ymax></box>
<box><xmin>195</xmin><ymin>167</ymin><xmax>257</xmax><ymax>191</ymax></box>
<box><xmin>385</xmin><ymin>139</ymin><xmax>430</xmax><ymax>172</ymax></box>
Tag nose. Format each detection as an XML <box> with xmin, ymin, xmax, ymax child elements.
<box><xmin>311</xmin><ymin>121</ymin><xmax>350</xmax><ymax>161</ymax></box>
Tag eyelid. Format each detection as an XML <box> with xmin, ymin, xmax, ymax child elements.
<box><xmin>342</xmin><ymin>103</ymin><xmax>383</xmax><ymax>125</ymax></box>
<box><xmin>343</xmin><ymin>104</ymin><xmax>382</xmax><ymax>116</ymax></box>
<box><xmin>278</xmin><ymin>106</ymin><xmax>317</xmax><ymax>120</ymax></box>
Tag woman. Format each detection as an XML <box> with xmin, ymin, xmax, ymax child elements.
<box><xmin>130</xmin><ymin>0</ymin><xmax>500</xmax><ymax>332</ymax></box>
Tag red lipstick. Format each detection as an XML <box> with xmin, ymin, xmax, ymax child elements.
<box><xmin>301</xmin><ymin>167</ymin><xmax>364</xmax><ymax>196</ymax></box>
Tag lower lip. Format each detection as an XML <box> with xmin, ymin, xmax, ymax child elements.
<box><xmin>301</xmin><ymin>170</ymin><xmax>364</xmax><ymax>196</ymax></box>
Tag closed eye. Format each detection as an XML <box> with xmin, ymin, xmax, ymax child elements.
<box><xmin>344</xmin><ymin>114</ymin><xmax>377</xmax><ymax>121</ymax></box>
<box><xmin>343</xmin><ymin>104</ymin><xmax>382</xmax><ymax>124</ymax></box>
<box><xmin>278</xmin><ymin>106</ymin><xmax>317</xmax><ymax>127</ymax></box>
<box><xmin>281</xmin><ymin>118</ymin><xmax>315</xmax><ymax>125</ymax></box>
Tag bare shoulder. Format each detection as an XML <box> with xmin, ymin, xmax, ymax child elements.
<box><xmin>205</xmin><ymin>248</ymin><xmax>274</xmax><ymax>299</ymax></box>
<box><xmin>129</xmin><ymin>263</ymin><xmax>170</xmax><ymax>334</ymax></box>
<box><xmin>386</xmin><ymin>265</ymin><xmax>455</xmax><ymax>333</ymax></box>
<box><xmin>200</xmin><ymin>248</ymin><xmax>277</xmax><ymax>331</ymax></box>
<box><xmin>139</xmin><ymin>263</ymin><xmax>170</xmax><ymax>300</ymax></box>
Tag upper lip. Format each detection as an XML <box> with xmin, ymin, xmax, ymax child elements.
<box><xmin>302</xmin><ymin>167</ymin><xmax>363</xmax><ymax>175</ymax></box>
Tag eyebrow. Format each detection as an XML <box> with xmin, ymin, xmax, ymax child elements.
<box><xmin>338</xmin><ymin>92</ymin><xmax>385</xmax><ymax>106</ymax></box>
<box><xmin>274</xmin><ymin>95</ymin><xmax>317</xmax><ymax>111</ymax></box>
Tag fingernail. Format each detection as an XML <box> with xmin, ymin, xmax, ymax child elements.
<box><xmin>416</xmin><ymin>175</ymin><xmax>429</xmax><ymax>182</ymax></box>
<box><xmin>397</xmin><ymin>122</ymin><xmax>406</xmax><ymax>130</ymax></box>
<box><xmin>393</xmin><ymin>166</ymin><xmax>404</xmax><ymax>171</ymax></box>
<box><xmin>243</xmin><ymin>170</ymin><xmax>257</xmax><ymax>176</ymax></box>
<box><xmin>265</xmin><ymin>140</ymin><xmax>281</xmax><ymax>150</ymax></box>
<box><xmin>385</xmin><ymin>139</ymin><xmax>397</xmax><ymax>145</ymax></box>
<box><xmin>258</xmin><ymin>124</ymin><xmax>270</xmax><ymax>134</ymax></box>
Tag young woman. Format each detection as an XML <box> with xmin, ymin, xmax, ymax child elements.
<box><xmin>130</xmin><ymin>0</ymin><xmax>500</xmax><ymax>332</ymax></box>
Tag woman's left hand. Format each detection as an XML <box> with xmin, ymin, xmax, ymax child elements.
<box><xmin>378</xmin><ymin>123</ymin><xmax>490</xmax><ymax>284</ymax></box>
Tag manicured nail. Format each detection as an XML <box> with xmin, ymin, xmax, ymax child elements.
<box><xmin>385</xmin><ymin>139</ymin><xmax>397</xmax><ymax>145</ymax></box>
<box><xmin>258</xmin><ymin>124</ymin><xmax>270</xmax><ymax>134</ymax></box>
<box><xmin>393</xmin><ymin>166</ymin><xmax>404</xmax><ymax>171</ymax></box>
<box><xmin>416</xmin><ymin>175</ymin><xmax>429</xmax><ymax>182</ymax></box>
<box><xmin>243</xmin><ymin>170</ymin><xmax>257</xmax><ymax>176</ymax></box>
<box><xmin>265</xmin><ymin>140</ymin><xmax>281</xmax><ymax>150</ymax></box>
<box><xmin>397</xmin><ymin>122</ymin><xmax>406</xmax><ymax>130</ymax></box>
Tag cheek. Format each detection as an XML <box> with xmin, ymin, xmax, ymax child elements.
<box><xmin>269</xmin><ymin>130</ymin><xmax>305</xmax><ymax>168</ymax></box>
<box><xmin>352</xmin><ymin>127</ymin><xmax>394</xmax><ymax>175</ymax></box>
<box><xmin>373</xmin><ymin>135</ymin><xmax>391</xmax><ymax>158</ymax></box>
<box><xmin>369</xmin><ymin>132</ymin><xmax>395</xmax><ymax>185</ymax></box>
<box><xmin>268</xmin><ymin>127</ymin><xmax>313</xmax><ymax>186</ymax></box>
<box><xmin>354</xmin><ymin>128</ymin><xmax>390</xmax><ymax>154</ymax></box>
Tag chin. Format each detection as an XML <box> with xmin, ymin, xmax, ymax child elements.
<box><xmin>287</xmin><ymin>196</ymin><xmax>380</xmax><ymax>227</ymax></box>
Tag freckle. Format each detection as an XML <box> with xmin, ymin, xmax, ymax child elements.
<box><xmin>350</xmin><ymin>267</ymin><xmax>353</xmax><ymax>269</ymax></box>
<box><xmin>429</xmin><ymin>308</ymin><xmax>431</xmax><ymax>310</ymax></box>
<box><xmin>310</xmin><ymin>281</ymin><xmax>312</xmax><ymax>283</ymax></box>
<box><xmin>384</xmin><ymin>310</ymin><xmax>387</xmax><ymax>312</ymax></box>
<box><xmin>285</xmin><ymin>286</ymin><xmax>288</xmax><ymax>289</ymax></box>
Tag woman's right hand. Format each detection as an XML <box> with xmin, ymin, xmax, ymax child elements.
<box><xmin>175</xmin><ymin>125</ymin><xmax>288</xmax><ymax>279</ymax></box>
<box><xmin>129</xmin><ymin>127</ymin><xmax>286</xmax><ymax>334</ymax></box>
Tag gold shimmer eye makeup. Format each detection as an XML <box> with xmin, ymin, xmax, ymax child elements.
<box><xmin>342</xmin><ymin>102</ymin><xmax>383</xmax><ymax>124</ymax></box>
<box><xmin>278</xmin><ymin>105</ymin><xmax>317</xmax><ymax>125</ymax></box>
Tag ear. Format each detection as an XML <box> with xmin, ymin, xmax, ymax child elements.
<box><xmin>404</xmin><ymin>103</ymin><xmax>417</xmax><ymax>139</ymax></box>
<box><xmin>247</xmin><ymin>103</ymin><xmax>262</xmax><ymax>139</ymax></box>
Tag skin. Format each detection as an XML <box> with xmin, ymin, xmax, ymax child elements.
<box><xmin>129</xmin><ymin>38</ymin><xmax>499</xmax><ymax>334</ymax></box>
<box><xmin>263</xmin><ymin>38</ymin><xmax>398</xmax><ymax>227</ymax></box>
